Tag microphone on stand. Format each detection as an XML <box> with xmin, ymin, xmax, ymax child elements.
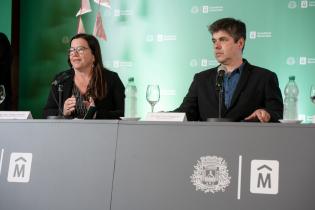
<box><xmin>51</xmin><ymin>72</ymin><xmax>72</xmax><ymax>86</ymax></box>
<box><xmin>48</xmin><ymin>72</ymin><xmax>72</xmax><ymax>119</ymax></box>
<box><xmin>215</xmin><ymin>65</ymin><xmax>226</xmax><ymax>91</ymax></box>
<box><xmin>207</xmin><ymin>65</ymin><xmax>233</xmax><ymax>122</ymax></box>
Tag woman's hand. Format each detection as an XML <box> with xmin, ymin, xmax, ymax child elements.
<box><xmin>63</xmin><ymin>96</ymin><xmax>76</xmax><ymax>116</ymax></box>
<box><xmin>83</xmin><ymin>97</ymin><xmax>95</xmax><ymax>109</ymax></box>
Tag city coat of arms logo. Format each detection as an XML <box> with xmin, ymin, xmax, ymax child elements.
<box><xmin>191</xmin><ymin>155</ymin><xmax>231</xmax><ymax>194</ymax></box>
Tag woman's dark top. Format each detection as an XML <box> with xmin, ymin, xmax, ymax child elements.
<box><xmin>0</xmin><ymin>32</ymin><xmax>12</xmax><ymax>110</ymax></box>
<box><xmin>43</xmin><ymin>68</ymin><xmax>125</xmax><ymax>119</ymax></box>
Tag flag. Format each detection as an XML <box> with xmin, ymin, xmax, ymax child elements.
<box><xmin>93</xmin><ymin>11</ymin><xmax>107</xmax><ymax>40</ymax></box>
<box><xmin>94</xmin><ymin>0</ymin><xmax>111</xmax><ymax>8</ymax></box>
<box><xmin>76</xmin><ymin>0</ymin><xmax>92</xmax><ymax>16</ymax></box>
<box><xmin>77</xmin><ymin>16</ymin><xmax>86</xmax><ymax>34</ymax></box>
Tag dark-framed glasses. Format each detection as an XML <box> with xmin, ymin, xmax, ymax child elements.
<box><xmin>68</xmin><ymin>46</ymin><xmax>89</xmax><ymax>55</ymax></box>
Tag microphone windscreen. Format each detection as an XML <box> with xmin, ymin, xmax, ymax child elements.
<box><xmin>51</xmin><ymin>72</ymin><xmax>72</xmax><ymax>86</ymax></box>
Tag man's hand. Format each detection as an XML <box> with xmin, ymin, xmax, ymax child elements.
<box><xmin>245</xmin><ymin>109</ymin><xmax>271</xmax><ymax>123</ymax></box>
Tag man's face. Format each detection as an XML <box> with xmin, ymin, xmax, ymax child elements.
<box><xmin>211</xmin><ymin>30</ymin><xmax>244</xmax><ymax>65</ymax></box>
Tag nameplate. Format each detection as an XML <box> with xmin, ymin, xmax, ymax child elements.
<box><xmin>144</xmin><ymin>112</ymin><xmax>186</xmax><ymax>122</ymax></box>
<box><xmin>0</xmin><ymin>111</ymin><xmax>33</xmax><ymax>119</ymax></box>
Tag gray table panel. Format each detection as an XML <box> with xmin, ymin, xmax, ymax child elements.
<box><xmin>0</xmin><ymin>120</ymin><xmax>118</xmax><ymax>210</ymax></box>
<box><xmin>112</xmin><ymin>122</ymin><xmax>315</xmax><ymax>210</ymax></box>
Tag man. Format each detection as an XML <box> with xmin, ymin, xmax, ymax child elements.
<box><xmin>175</xmin><ymin>18</ymin><xmax>283</xmax><ymax>122</ymax></box>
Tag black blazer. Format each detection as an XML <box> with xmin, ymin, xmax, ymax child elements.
<box><xmin>175</xmin><ymin>60</ymin><xmax>283</xmax><ymax>122</ymax></box>
<box><xmin>0</xmin><ymin>32</ymin><xmax>12</xmax><ymax>111</ymax></box>
<box><xmin>43</xmin><ymin>68</ymin><xmax>125</xmax><ymax>119</ymax></box>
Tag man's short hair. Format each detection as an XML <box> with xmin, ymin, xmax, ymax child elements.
<box><xmin>208</xmin><ymin>18</ymin><xmax>246</xmax><ymax>42</ymax></box>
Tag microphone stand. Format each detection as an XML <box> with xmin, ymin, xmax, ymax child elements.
<box><xmin>58</xmin><ymin>84</ymin><xmax>64</xmax><ymax>118</ymax></box>
<box><xmin>218</xmin><ymin>84</ymin><xmax>223</xmax><ymax>119</ymax></box>
<box><xmin>207</xmin><ymin>71</ymin><xmax>233</xmax><ymax>122</ymax></box>
<box><xmin>47</xmin><ymin>73</ymin><xmax>72</xmax><ymax>119</ymax></box>
<box><xmin>47</xmin><ymin>83</ymin><xmax>65</xmax><ymax>119</ymax></box>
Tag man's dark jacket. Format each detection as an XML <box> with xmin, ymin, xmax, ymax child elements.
<box><xmin>175</xmin><ymin>60</ymin><xmax>283</xmax><ymax>122</ymax></box>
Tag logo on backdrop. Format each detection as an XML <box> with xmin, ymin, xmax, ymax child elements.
<box><xmin>146</xmin><ymin>34</ymin><xmax>177</xmax><ymax>42</ymax></box>
<box><xmin>288</xmin><ymin>0</ymin><xmax>315</xmax><ymax>9</ymax></box>
<box><xmin>301</xmin><ymin>0</ymin><xmax>308</xmax><ymax>8</ymax></box>
<box><xmin>250</xmin><ymin>160</ymin><xmax>279</xmax><ymax>194</ymax></box>
<box><xmin>190</xmin><ymin>5</ymin><xmax>224</xmax><ymax>14</ymax></box>
<box><xmin>191</xmin><ymin>155</ymin><xmax>231</xmax><ymax>194</ymax></box>
<box><xmin>286</xmin><ymin>56</ymin><xmax>315</xmax><ymax>65</ymax></box>
<box><xmin>190</xmin><ymin>59</ymin><xmax>218</xmax><ymax>68</ymax></box>
<box><xmin>288</xmin><ymin>1</ymin><xmax>298</xmax><ymax>8</ymax></box>
<box><xmin>7</xmin><ymin>153</ymin><xmax>33</xmax><ymax>183</ymax></box>
<box><xmin>104</xmin><ymin>60</ymin><xmax>133</xmax><ymax>70</ymax></box>
<box><xmin>249</xmin><ymin>31</ymin><xmax>272</xmax><ymax>39</ymax></box>
<box><xmin>114</xmin><ymin>9</ymin><xmax>133</xmax><ymax>17</ymax></box>
<box><xmin>286</xmin><ymin>57</ymin><xmax>296</xmax><ymax>65</ymax></box>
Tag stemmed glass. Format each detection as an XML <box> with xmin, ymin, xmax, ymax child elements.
<box><xmin>146</xmin><ymin>85</ymin><xmax>160</xmax><ymax>112</ymax></box>
<box><xmin>0</xmin><ymin>85</ymin><xmax>5</xmax><ymax>104</ymax></box>
<box><xmin>310</xmin><ymin>85</ymin><xmax>315</xmax><ymax>105</ymax></box>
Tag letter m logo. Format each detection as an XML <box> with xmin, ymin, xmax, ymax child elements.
<box><xmin>250</xmin><ymin>160</ymin><xmax>279</xmax><ymax>195</ymax></box>
<box><xmin>7</xmin><ymin>153</ymin><xmax>33</xmax><ymax>183</ymax></box>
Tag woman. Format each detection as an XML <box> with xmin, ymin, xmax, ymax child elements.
<box><xmin>0</xmin><ymin>32</ymin><xmax>12</xmax><ymax>110</ymax></box>
<box><xmin>43</xmin><ymin>33</ymin><xmax>124</xmax><ymax>119</ymax></box>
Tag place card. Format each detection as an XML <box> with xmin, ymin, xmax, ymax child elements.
<box><xmin>144</xmin><ymin>112</ymin><xmax>186</xmax><ymax>122</ymax></box>
<box><xmin>0</xmin><ymin>111</ymin><xmax>33</xmax><ymax>119</ymax></box>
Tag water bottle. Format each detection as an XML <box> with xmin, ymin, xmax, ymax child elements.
<box><xmin>283</xmin><ymin>76</ymin><xmax>299</xmax><ymax>120</ymax></box>
<box><xmin>124</xmin><ymin>77</ymin><xmax>137</xmax><ymax>118</ymax></box>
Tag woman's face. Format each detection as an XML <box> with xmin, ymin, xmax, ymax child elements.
<box><xmin>69</xmin><ymin>38</ymin><xmax>95</xmax><ymax>72</ymax></box>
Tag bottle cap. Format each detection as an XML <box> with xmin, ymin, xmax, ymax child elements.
<box><xmin>128</xmin><ymin>77</ymin><xmax>134</xmax><ymax>82</ymax></box>
<box><xmin>289</xmin><ymin>76</ymin><xmax>295</xmax><ymax>80</ymax></box>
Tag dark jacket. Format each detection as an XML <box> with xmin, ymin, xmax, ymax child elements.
<box><xmin>0</xmin><ymin>32</ymin><xmax>12</xmax><ymax>110</ymax></box>
<box><xmin>175</xmin><ymin>60</ymin><xmax>283</xmax><ymax>122</ymax></box>
<box><xmin>43</xmin><ymin>68</ymin><xmax>125</xmax><ymax>119</ymax></box>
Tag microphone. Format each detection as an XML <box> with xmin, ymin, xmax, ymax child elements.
<box><xmin>215</xmin><ymin>65</ymin><xmax>226</xmax><ymax>91</ymax></box>
<box><xmin>207</xmin><ymin>64</ymin><xmax>233</xmax><ymax>121</ymax></box>
<box><xmin>51</xmin><ymin>72</ymin><xmax>72</xmax><ymax>86</ymax></box>
<box><xmin>49</xmin><ymin>71</ymin><xmax>72</xmax><ymax>118</ymax></box>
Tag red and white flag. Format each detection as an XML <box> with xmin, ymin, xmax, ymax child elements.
<box><xmin>76</xmin><ymin>0</ymin><xmax>92</xmax><ymax>16</ymax></box>
<box><xmin>93</xmin><ymin>11</ymin><xmax>107</xmax><ymax>40</ymax></box>
<box><xmin>94</xmin><ymin>0</ymin><xmax>111</xmax><ymax>8</ymax></box>
<box><xmin>77</xmin><ymin>16</ymin><xmax>86</xmax><ymax>34</ymax></box>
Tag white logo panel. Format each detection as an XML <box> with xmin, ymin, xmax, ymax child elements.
<box><xmin>191</xmin><ymin>156</ymin><xmax>231</xmax><ymax>194</ymax></box>
<box><xmin>7</xmin><ymin>153</ymin><xmax>33</xmax><ymax>183</ymax></box>
<box><xmin>250</xmin><ymin>160</ymin><xmax>279</xmax><ymax>194</ymax></box>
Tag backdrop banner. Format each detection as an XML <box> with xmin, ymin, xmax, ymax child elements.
<box><xmin>18</xmin><ymin>0</ymin><xmax>315</xmax><ymax>120</ymax></box>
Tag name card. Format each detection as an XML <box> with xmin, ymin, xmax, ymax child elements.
<box><xmin>144</xmin><ymin>112</ymin><xmax>186</xmax><ymax>122</ymax></box>
<box><xmin>0</xmin><ymin>111</ymin><xmax>33</xmax><ymax>119</ymax></box>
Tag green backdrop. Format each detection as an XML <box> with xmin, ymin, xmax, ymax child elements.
<box><xmin>18</xmin><ymin>0</ymin><xmax>315</xmax><ymax>121</ymax></box>
<box><xmin>0</xmin><ymin>0</ymin><xmax>12</xmax><ymax>40</ymax></box>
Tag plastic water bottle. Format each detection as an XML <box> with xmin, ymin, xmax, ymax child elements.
<box><xmin>283</xmin><ymin>76</ymin><xmax>299</xmax><ymax>120</ymax></box>
<box><xmin>124</xmin><ymin>77</ymin><xmax>137</xmax><ymax>118</ymax></box>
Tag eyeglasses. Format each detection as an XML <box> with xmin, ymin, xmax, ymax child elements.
<box><xmin>68</xmin><ymin>46</ymin><xmax>89</xmax><ymax>56</ymax></box>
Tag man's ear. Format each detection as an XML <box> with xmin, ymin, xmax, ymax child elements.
<box><xmin>237</xmin><ymin>38</ymin><xmax>245</xmax><ymax>49</ymax></box>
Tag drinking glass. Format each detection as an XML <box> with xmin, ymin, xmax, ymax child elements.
<box><xmin>310</xmin><ymin>85</ymin><xmax>315</xmax><ymax>104</ymax></box>
<box><xmin>0</xmin><ymin>85</ymin><xmax>5</xmax><ymax>104</ymax></box>
<box><xmin>146</xmin><ymin>85</ymin><xmax>160</xmax><ymax>112</ymax></box>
